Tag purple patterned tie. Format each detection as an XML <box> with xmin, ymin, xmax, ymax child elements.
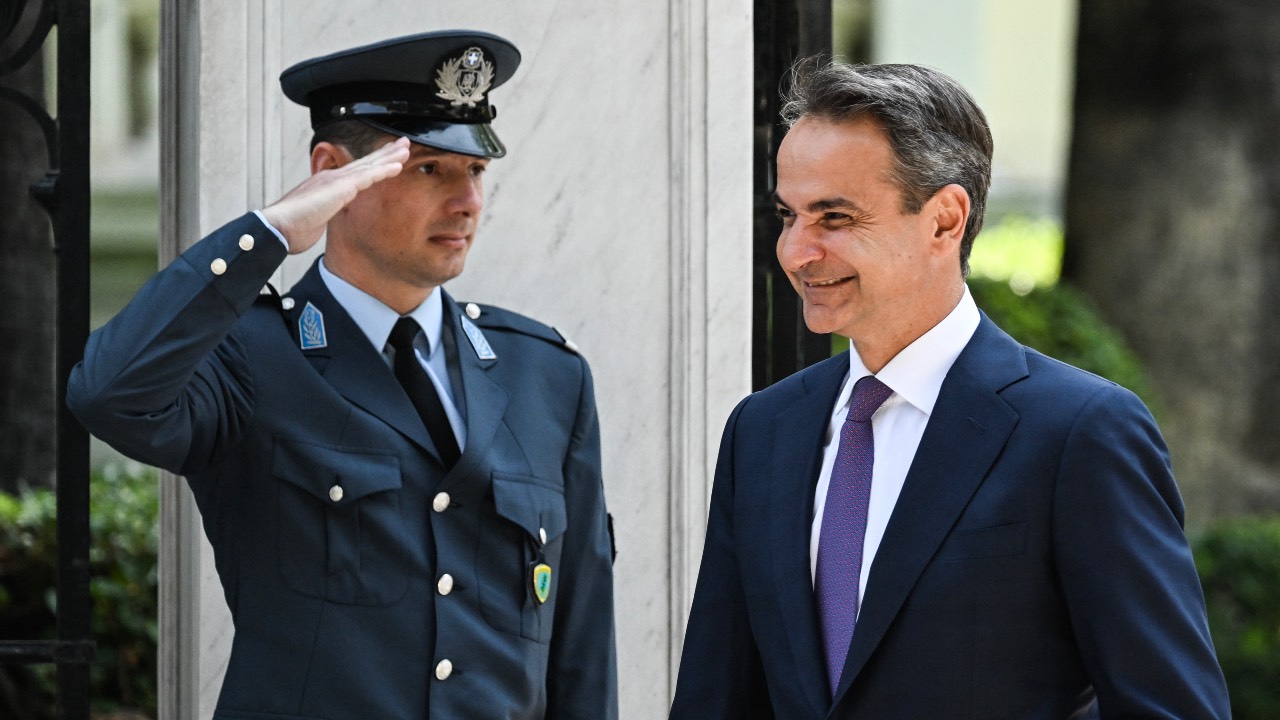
<box><xmin>815</xmin><ymin>375</ymin><xmax>893</xmax><ymax>695</ymax></box>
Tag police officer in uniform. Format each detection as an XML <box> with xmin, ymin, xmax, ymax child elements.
<box><xmin>68</xmin><ymin>30</ymin><xmax>617</xmax><ymax>720</ymax></box>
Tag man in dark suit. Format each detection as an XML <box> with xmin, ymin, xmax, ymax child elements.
<box><xmin>669</xmin><ymin>59</ymin><xmax>1230</xmax><ymax>719</ymax></box>
<box><xmin>68</xmin><ymin>30</ymin><xmax>616</xmax><ymax>720</ymax></box>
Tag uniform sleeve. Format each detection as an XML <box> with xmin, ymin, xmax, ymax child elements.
<box><xmin>67</xmin><ymin>212</ymin><xmax>287</xmax><ymax>475</ymax></box>
<box><xmin>1053</xmin><ymin>385</ymin><xmax>1231</xmax><ymax>719</ymax></box>
<box><xmin>544</xmin><ymin>355</ymin><xmax>619</xmax><ymax>719</ymax></box>
<box><xmin>669</xmin><ymin>397</ymin><xmax>774</xmax><ymax>720</ymax></box>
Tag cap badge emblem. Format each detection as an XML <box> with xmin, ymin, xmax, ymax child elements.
<box><xmin>435</xmin><ymin>46</ymin><xmax>494</xmax><ymax>108</ymax></box>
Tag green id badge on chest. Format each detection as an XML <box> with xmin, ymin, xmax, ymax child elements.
<box><xmin>530</xmin><ymin>562</ymin><xmax>552</xmax><ymax>604</ymax></box>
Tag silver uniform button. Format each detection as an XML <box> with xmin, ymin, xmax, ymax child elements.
<box><xmin>432</xmin><ymin>492</ymin><xmax>451</xmax><ymax>513</ymax></box>
<box><xmin>238</xmin><ymin>234</ymin><xmax>255</xmax><ymax>251</ymax></box>
<box><xmin>538</xmin><ymin>527</ymin><xmax>547</xmax><ymax>545</ymax></box>
<box><xmin>281</xmin><ymin>297</ymin><xmax>296</xmax><ymax>311</ymax></box>
<box><xmin>555</xmin><ymin>327</ymin><xmax>580</xmax><ymax>354</ymax></box>
<box><xmin>437</xmin><ymin>574</ymin><xmax>454</xmax><ymax>596</ymax></box>
<box><xmin>465</xmin><ymin>302</ymin><xmax>481</xmax><ymax>320</ymax></box>
<box><xmin>328</xmin><ymin>485</ymin><xmax>343</xmax><ymax>503</ymax></box>
<box><xmin>210</xmin><ymin>258</ymin><xmax>227</xmax><ymax>275</ymax></box>
<box><xmin>435</xmin><ymin>659</ymin><xmax>453</xmax><ymax>681</ymax></box>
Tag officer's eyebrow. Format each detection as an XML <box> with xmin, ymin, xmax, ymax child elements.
<box><xmin>405</xmin><ymin>145</ymin><xmax>489</xmax><ymax>162</ymax></box>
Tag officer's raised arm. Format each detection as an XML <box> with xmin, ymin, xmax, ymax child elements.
<box><xmin>262</xmin><ymin>136</ymin><xmax>410</xmax><ymax>253</ymax></box>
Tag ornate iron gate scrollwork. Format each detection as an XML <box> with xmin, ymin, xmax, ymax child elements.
<box><xmin>0</xmin><ymin>0</ymin><xmax>93</xmax><ymax>718</ymax></box>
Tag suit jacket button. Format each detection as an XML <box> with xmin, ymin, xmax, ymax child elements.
<box><xmin>435</xmin><ymin>659</ymin><xmax>453</xmax><ymax>680</ymax></box>
<box><xmin>432</xmin><ymin>492</ymin><xmax>451</xmax><ymax>513</ymax></box>
<box><xmin>437</xmin><ymin>573</ymin><xmax>454</xmax><ymax>595</ymax></box>
<box><xmin>465</xmin><ymin>302</ymin><xmax>481</xmax><ymax>319</ymax></box>
<box><xmin>538</xmin><ymin>527</ymin><xmax>547</xmax><ymax>545</ymax></box>
<box><xmin>238</xmin><ymin>234</ymin><xmax>255</xmax><ymax>251</ymax></box>
<box><xmin>210</xmin><ymin>258</ymin><xmax>227</xmax><ymax>275</ymax></box>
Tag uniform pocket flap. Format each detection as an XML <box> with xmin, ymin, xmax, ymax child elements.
<box><xmin>491</xmin><ymin>473</ymin><xmax>567</xmax><ymax>543</ymax></box>
<box><xmin>271</xmin><ymin>438</ymin><xmax>401</xmax><ymax>506</ymax></box>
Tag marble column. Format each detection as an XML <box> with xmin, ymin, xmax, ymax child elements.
<box><xmin>158</xmin><ymin>1</ymin><xmax>752</xmax><ymax>717</ymax></box>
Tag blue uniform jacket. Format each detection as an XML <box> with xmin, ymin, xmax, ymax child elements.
<box><xmin>68</xmin><ymin>213</ymin><xmax>618</xmax><ymax>720</ymax></box>
<box><xmin>670</xmin><ymin>314</ymin><xmax>1229</xmax><ymax>719</ymax></box>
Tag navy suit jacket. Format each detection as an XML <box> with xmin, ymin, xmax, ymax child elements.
<box><xmin>68</xmin><ymin>213</ymin><xmax>617</xmax><ymax>719</ymax></box>
<box><xmin>670</xmin><ymin>314</ymin><xmax>1229</xmax><ymax>719</ymax></box>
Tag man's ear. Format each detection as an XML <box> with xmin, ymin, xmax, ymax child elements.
<box><xmin>310</xmin><ymin>141</ymin><xmax>353</xmax><ymax>176</ymax></box>
<box><xmin>929</xmin><ymin>183</ymin><xmax>971</xmax><ymax>249</ymax></box>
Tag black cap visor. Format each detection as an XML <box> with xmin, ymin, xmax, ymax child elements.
<box><xmin>364</xmin><ymin>117</ymin><xmax>506</xmax><ymax>159</ymax></box>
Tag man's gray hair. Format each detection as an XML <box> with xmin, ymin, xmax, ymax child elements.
<box><xmin>780</xmin><ymin>59</ymin><xmax>993</xmax><ymax>276</ymax></box>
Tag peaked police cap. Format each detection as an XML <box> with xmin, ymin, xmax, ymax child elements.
<box><xmin>280</xmin><ymin>30</ymin><xmax>520</xmax><ymax>158</ymax></box>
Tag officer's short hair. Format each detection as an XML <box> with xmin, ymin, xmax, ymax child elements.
<box><xmin>309</xmin><ymin>120</ymin><xmax>393</xmax><ymax>157</ymax></box>
<box><xmin>780</xmin><ymin>58</ymin><xmax>993</xmax><ymax>276</ymax></box>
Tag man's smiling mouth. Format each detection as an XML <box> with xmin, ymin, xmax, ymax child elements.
<box><xmin>806</xmin><ymin>276</ymin><xmax>854</xmax><ymax>287</ymax></box>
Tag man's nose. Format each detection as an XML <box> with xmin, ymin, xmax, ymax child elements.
<box><xmin>777</xmin><ymin>222</ymin><xmax>825</xmax><ymax>271</ymax></box>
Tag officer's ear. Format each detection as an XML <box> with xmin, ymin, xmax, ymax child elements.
<box><xmin>310</xmin><ymin>141</ymin><xmax>354</xmax><ymax>175</ymax></box>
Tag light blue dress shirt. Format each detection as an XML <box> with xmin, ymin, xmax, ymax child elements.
<box><xmin>318</xmin><ymin>259</ymin><xmax>467</xmax><ymax>450</ymax></box>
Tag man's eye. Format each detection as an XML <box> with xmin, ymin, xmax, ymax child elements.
<box><xmin>775</xmin><ymin>207</ymin><xmax>794</xmax><ymax>221</ymax></box>
<box><xmin>470</xmin><ymin>164</ymin><xmax>487</xmax><ymax>177</ymax></box>
<box><xmin>418</xmin><ymin>164</ymin><xmax>437</xmax><ymax>175</ymax></box>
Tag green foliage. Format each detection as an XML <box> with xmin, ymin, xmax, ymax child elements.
<box><xmin>0</xmin><ymin>463</ymin><xmax>158</xmax><ymax>719</ymax></box>
<box><xmin>967</xmin><ymin>213</ymin><xmax>1156</xmax><ymax>407</ymax></box>
<box><xmin>969</xmin><ymin>215</ymin><xmax>1064</xmax><ymax>292</ymax></box>
<box><xmin>1193</xmin><ymin>516</ymin><xmax>1280</xmax><ymax>719</ymax></box>
<box><xmin>968</xmin><ymin>277</ymin><xmax>1155</xmax><ymax>408</ymax></box>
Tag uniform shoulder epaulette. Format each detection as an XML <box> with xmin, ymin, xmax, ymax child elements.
<box><xmin>255</xmin><ymin>282</ymin><xmax>298</xmax><ymax>315</ymax></box>
<box><xmin>459</xmin><ymin>302</ymin><xmax>579</xmax><ymax>354</ymax></box>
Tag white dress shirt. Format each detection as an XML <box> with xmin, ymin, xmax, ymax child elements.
<box><xmin>318</xmin><ymin>259</ymin><xmax>467</xmax><ymax>450</ymax></box>
<box><xmin>810</xmin><ymin>287</ymin><xmax>981</xmax><ymax>611</ymax></box>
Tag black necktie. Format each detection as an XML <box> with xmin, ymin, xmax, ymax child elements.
<box><xmin>388</xmin><ymin>317</ymin><xmax>461</xmax><ymax>469</ymax></box>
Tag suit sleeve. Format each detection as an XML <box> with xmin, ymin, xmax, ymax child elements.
<box><xmin>545</xmin><ymin>355</ymin><xmax>619</xmax><ymax>720</ymax></box>
<box><xmin>669</xmin><ymin>397</ymin><xmax>774</xmax><ymax>720</ymax></box>
<box><xmin>67</xmin><ymin>213</ymin><xmax>287</xmax><ymax>475</ymax></box>
<box><xmin>1053</xmin><ymin>385</ymin><xmax>1231</xmax><ymax>719</ymax></box>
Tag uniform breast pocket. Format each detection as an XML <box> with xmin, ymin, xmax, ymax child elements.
<box><xmin>478</xmin><ymin>473</ymin><xmax>568</xmax><ymax>643</ymax></box>
<box><xmin>272</xmin><ymin>439</ymin><xmax>409</xmax><ymax>606</ymax></box>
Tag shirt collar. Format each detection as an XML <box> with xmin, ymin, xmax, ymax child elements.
<box><xmin>318</xmin><ymin>258</ymin><xmax>444</xmax><ymax>356</ymax></box>
<box><xmin>838</xmin><ymin>285</ymin><xmax>981</xmax><ymax>417</ymax></box>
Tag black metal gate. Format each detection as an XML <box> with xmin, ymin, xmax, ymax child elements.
<box><xmin>752</xmin><ymin>0</ymin><xmax>833</xmax><ymax>389</ymax></box>
<box><xmin>0</xmin><ymin>0</ymin><xmax>93</xmax><ymax>718</ymax></box>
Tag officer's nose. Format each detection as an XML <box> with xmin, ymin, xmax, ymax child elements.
<box><xmin>448</xmin><ymin>176</ymin><xmax>483</xmax><ymax>217</ymax></box>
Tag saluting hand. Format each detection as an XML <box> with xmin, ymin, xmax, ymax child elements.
<box><xmin>262</xmin><ymin>137</ymin><xmax>411</xmax><ymax>254</ymax></box>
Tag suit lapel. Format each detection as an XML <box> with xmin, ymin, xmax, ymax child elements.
<box><xmin>438</xmin><ymin>291</ymin><xmax>508</xmax><ymax>491</ymax></box>
<box><xmin>769</xmin><ymin>353</ymin><xmax>850</xmax><ymax>718</ymax></box>
<box><xmin>832</xmin><ymin>316</ymin><xmax>1028</xmax><ymax>704</ymax></box>
<box><xmin>285</xmin><ymin>263</ymin><xmax>436</xmax><ymax>458</ymax></box>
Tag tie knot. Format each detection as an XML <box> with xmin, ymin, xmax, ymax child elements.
<box><xmin>849</xmin><ymin>376</ymin><xmax>893</xmax><ymax>423</ymax></box>
<box><xmin>388</xmin><ymin>317</ymin><xmax>422</xmax><ymax>352</ymax></box>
